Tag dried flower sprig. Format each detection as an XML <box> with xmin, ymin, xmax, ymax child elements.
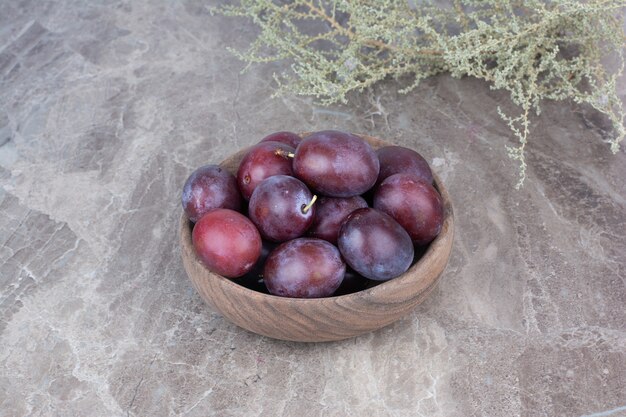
<box><xmin>214</xmin><ymin>0</ymin><xmax>625</xmax><ymax>187</ymax></box>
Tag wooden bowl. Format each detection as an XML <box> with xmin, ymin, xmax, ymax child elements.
<box><xmin>180</xmin><ymin>134</ymin><xmax>454</xmax><ymax>342</ymax></box>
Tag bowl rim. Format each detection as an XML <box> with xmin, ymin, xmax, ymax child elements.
<box><xmin>180</xmin><ymin>133</ymin><xmax>454</xmax><ymax>306</ymax></box>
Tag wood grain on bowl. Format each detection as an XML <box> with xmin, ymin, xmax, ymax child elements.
<box><xmin>180</xmin><ymin>134</ymin><xmax>454</xmax><ymax>342</ymax></box>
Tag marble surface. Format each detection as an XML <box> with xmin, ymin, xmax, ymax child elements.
<box><xmin>1</xmin><ymin>1</ymin><xmax>625</xmax><ymax>416</ymax></box>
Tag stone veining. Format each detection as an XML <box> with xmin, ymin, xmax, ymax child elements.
<box><xmin>0</xmin><ymin>1</ymin><xmax>624</xmax><ymax>416</ymax></box>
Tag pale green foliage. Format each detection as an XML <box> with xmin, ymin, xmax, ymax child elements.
<box><xmin>215</xmin><ymin>0</ymin><xmax>626</xmax><ymax>187</ymax></box>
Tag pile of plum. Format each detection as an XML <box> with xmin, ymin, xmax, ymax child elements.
<box><xmin>182</xmin><ymin>130</ymin><xmax>443</xmax><ymax>298</ymax></box>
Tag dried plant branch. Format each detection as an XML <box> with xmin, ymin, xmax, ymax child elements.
<box><xmin>214</xmin><ymin>0</ymin><xmax>626</xmax><ymax>188</ymax></box>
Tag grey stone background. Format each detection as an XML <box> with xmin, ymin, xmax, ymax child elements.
<box><xmin>1</xmin><ymin>1</ymin><xmax>625</xmax><ymax>416</ymax></box>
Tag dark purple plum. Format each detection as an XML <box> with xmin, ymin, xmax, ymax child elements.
<box><xmin>248</xmin><ymin>175</ymin><xmax>316</xmax><ymax>242</ymax></box>
<box><xmin>307</xmin><ymin>196</ymin><xmax>368</xmax><ymax>245</ymax></box>
<box><xmin>236</xmin><ymin>141</ymin><xmax>295</xmax><ymax>200</ymax></box>
<box><xmin>264</xmin><ymin>238</ymin><xmax>345</xmax><ymax>298</ymax></box>
<box><xmin>338</xmin><ymin>208</ymin><xmax>414</xmax><ymax>281</ymax></box>
<box><xmin>259</xmin><ymin>131</ymin><xmax>302</xmax><ymax>148</ymax></box>
<box><xmin>182</xmin><ymin>165</ymin><xmax>242</xmax><ymax>222</ymax></box>
<box><xmin>373</xmin><ymin>173</ymin><xmax>443</xmax><ymax>246</ymax></box>
<box><xmin>376</xmin><ymin>146</ymin><xmax>433</xmax><ymax>187</ymax></box>
<box><xmin>192</xmin><ymin>209</ymin><xmax>261</xmax><ymax>278</ymax></box>
<box><xmin>293</xmin><ymin>130</ymin><xmax>379</xmax><ymax>197</ymax></box>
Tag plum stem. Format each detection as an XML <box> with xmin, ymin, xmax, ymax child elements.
<box><xmin>274</xmin><ymin>149</ymin><xmax>295</xmax><ymax>159</ymax></box>
<box><xmin>301</xmin><ymin>195</ymin><xmax>317</xmax><ymax>214</ymax></box>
